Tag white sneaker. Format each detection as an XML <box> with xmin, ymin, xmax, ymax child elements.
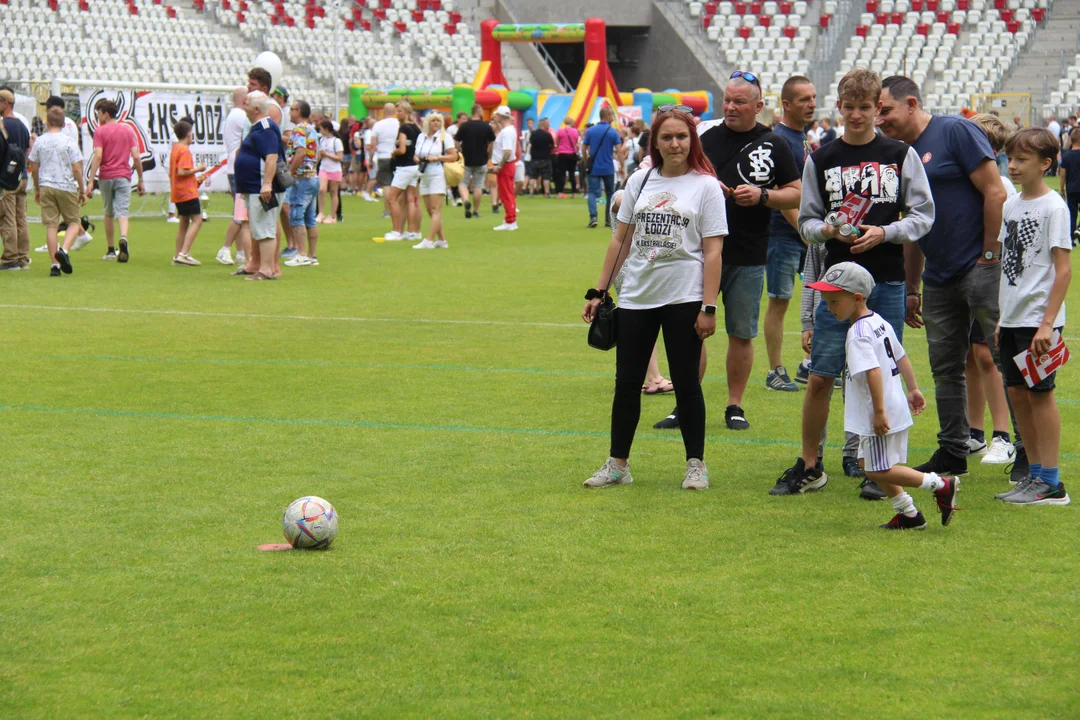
<box><xmin>405</xmin><ymin>232</ymin><xmax>422</xmax><ymax>241</ymax></box>
<box><xmin>103</xmin><ymin>250</ymin><xmax>117</xmax><ymax>260</ymax></box>
<box><xmin>215</xmin><ymin>247</ymin><xmax>233</xmax><ymax>265</ymax></box>
<box><xmin>166</xmin><ymin>216</ymin><xmax>180</xmax><ymax>224</ymax></box>
<box><xmin>34</xmin><ymin>244</ymin><xmax>49</xmax><ymax>253</ymax></box>
<box><xmin>72</xmin><ymin>232</ymin><xmax>93</xmax><ymax>251</ymax></box>
<box><xmin>583</xmin><ymin>458</ymin><xmax>633</xmax><ymax>488</ymax></box>
<box><xmin>412</xmin><ymin>238</ymin><xmax>436</xmax><ymax>249</ymax></box>
<box><xmin>235</xmin><ymin>250</ymin><xmax>246</xmax><ymax>266</ymax></box>
<box><xmin>360</xmin><ymin>192</ymin><xmax>373</xmax><ymax>202</ymax></box>
<box><xmin>981</xmin><ymin>436</ymin><xmax>1016</xmax><ymax>464</ymax></box>
<box><xmin>173</xmin><ymin>253</ymin><xmax>200</xmax><ymax>266</ymax></box>
<box><xmin>383</xmin><ymin>231</ymin><xmax>404</xmax><ymax>241</ymax></box>
<box><xmin>307</xmin><ymin>257</ymin><xmax>319</xmax><ymax>266</ymax></box>
<box><xmin>284</xmin><ymin>255</ymin><xmax>312</xmax><ymax>266</ymax></box>
<box><xmin>493</xmin><ymin>222</ymin><xmax>518</xmax><ymax>231</ymax></box>
<box><xmin>434</xmin><ymin>239</ymin><xmax>449</xmax><ymax>249</ymax></box>
<box><xmin>966</xmin><ymin>436</ymin><xmax>988</xmax><ymax>456</ymax></box>
<box><xmin>682</xmin><ymin>458</ymin><xmax>710</xmax><ymax>490</ymax></box>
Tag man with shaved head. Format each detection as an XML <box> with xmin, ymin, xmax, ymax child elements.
<box><xmin>653</xmin><ymin>71</ymin><xmax>802</xmax><ymax>433</ymax></box>
<box><xmin>371</xmin><ymin>102</ymin><xmax>400</xmax><ymax>218</ymax></box>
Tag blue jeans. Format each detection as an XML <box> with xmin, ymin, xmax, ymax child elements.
<box><xmin>587</xmin><ymin>174</ymin><xmax>615</xmax><ymax>222</ymax></box>
<box><xmin>766</xmin><ymin>236</ymin><xmax>806</xmax><ymax>300</ymax></box>
<box><xmin>720</xmin><ymin>264</ymin><xmax>766</xmax><ymax>339</ymax></box>
<box><xmin>287</xmin><ymin>177</ymin><xmax>319</xmax><ymax>228</ymax></box>
<box><xmin>810</xmin><ymin>280</ymin><xmax>906</xmax><ymax>378</ymax></box>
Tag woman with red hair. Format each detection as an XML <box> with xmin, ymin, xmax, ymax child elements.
<box><xmin>581</xmin><ymin>106</ymin><xmax>728</xmax><ymax>491</ymax></box>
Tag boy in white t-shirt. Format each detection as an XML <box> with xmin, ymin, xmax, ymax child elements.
<box><xmin>995</xmin><ymin>128</ymin><xmax>1072</xmax><ymax>506</ymax></box>
<box><xmin>808</xmin><ymin>262</ymin><xmax>959</xmax><ymax>530</ymax></box>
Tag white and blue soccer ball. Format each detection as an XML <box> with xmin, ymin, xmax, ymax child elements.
<box><xmin>282</xmin><ymin>496</ymin><xmax>338</xmax><ymax>549</ymax></box>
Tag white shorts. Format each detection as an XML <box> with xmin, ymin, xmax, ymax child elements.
<box><xmin>514</xmin><ymin>160</ymin><xmax>525</xmax><ymax>183</ymax></box>
<box><xmin>419</xmin><ymin>171</ymin><xmax>446</xmax><ymax>196</ymax></box>
<box><xmin>246</xmin><ymin>193</ymin><xmax>283</xmax><ymax>241</ymax></box>
<box><xmin>391</xmin><ymin>165</ymin><xmax>421</xmax><ymax>190</ymax></box>
<box><xmin>857</xmin><ymin>429</ymin><xmax>909</xmax><ymax>473</ymax></box>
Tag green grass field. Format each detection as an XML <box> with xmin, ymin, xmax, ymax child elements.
<box><xmin>2</xmin><ymin>192</ymin><xmax>1078</xmax><ymax>718</ymax></box>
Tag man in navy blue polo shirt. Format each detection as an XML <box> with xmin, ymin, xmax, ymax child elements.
<box><xmin>583</xmin><ymin>106</ymin><xmax>621</xmax><ymax>228</ymax></box>
<box><xmin>878</xmin><ymin>76</ymin><xmax>1012</xmax><ymax>479</ymax></box>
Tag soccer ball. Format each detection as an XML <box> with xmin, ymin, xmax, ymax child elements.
<box><xmin>282</xmin><ymin>496</ymin><xmax>338</xmax><ymax>549</ymax></box>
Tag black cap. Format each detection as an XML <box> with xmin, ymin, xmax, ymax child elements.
<box><xmin>271</xmin><ymin>86</ymin><xmax>289</xmax><ymax>101</ymax></box>
<box><xmin>42</xmin><ymin>95</ymin><xmax>65</xmax><ymax>108</ymax></box>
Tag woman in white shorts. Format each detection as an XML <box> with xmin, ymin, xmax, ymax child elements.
<box><xmin>316</xmin><ymin>119</ymin><xmax>344</xmax><ymax>224</ymax></box>
<box><xmin>412</xmin><ymin>113</ymin><xmax>457</xmax><ymax>249</ymax></box>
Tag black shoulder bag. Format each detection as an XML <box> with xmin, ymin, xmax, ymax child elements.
<box><xmin>585</xmin><ymin>125</ymin><xmax>616</xmax><ymax>175</ymax></box>
<box><xmin>588</xmin><ymin>168</ymin><xmax>655</xmax><ymax>351</ymax></box>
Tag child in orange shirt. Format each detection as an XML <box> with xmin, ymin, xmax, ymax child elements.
<box><xmin>170</xmin><ymin>120</ymin><xmax>208</xmax><ymax>265</ymax></box>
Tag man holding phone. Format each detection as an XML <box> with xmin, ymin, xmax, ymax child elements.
<box><xmin>233</xmin><ymin>90</ymin><xmax>284</xmax><ymax>280</ymax></box>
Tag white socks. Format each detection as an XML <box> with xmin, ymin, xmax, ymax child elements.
<box><xmin>919</xmin><ymin>472</ymin><xmax>946</xmax><ymax>492</ymax></box>
<box><xmin>891</xmin><ymin>492</ymin><xmax>918</xmax><ymax>518</ymax></box>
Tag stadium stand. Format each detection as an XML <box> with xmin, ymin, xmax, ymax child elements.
<box><xmin>830</xmin><ymin>0</ymin><xmax>1052</xmax><ymax>115</ymax></box>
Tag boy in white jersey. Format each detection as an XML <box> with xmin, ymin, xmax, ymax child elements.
<box><xmin>808</xmin><ymin>262</ymin><xmax>960</xmax><ymax>529</ymax></box>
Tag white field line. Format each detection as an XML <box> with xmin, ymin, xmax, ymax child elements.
<box><xmin>1</xmin><ymin>304</ymin><xmax>1076</xmax><ymax>342</ymax></box>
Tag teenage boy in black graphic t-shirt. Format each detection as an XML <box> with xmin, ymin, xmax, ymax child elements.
<box><xmin>770</xmin><ymin>68</ymin><xmax>936</xmax><ymax>498</ymax></box>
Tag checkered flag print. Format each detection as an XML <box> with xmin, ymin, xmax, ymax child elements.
<box><xmin>1002</xmin><ymin>213</ymin><xmax>1040</xmax><ymax>287</ymax></box>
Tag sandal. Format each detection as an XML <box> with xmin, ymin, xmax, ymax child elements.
<box><xmin>245</xmin><ymin>271</ymin><xmax>276</xmax><ymax>281</ymax></box>
<box><xmin>643</xmin><ymin>378</ymin><xmax>674</xmax><ymax>395</ymax></box>
<box><xmin>232</xmin><ymin>268</ymin><xmax>255</xmax><ymax>276</ymax></box>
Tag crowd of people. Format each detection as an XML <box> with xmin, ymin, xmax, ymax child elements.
<box><xmin>582</xmin><ymin>68</ymin><xmax>1071</xmax><ymax>530</ymax></box>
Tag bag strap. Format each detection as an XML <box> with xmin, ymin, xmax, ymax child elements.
<box><xmin>600</xmin><ymin>167</ymin><xmax>655</xmax><ymax>295</ymax></box>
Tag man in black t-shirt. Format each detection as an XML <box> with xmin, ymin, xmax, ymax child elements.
<box><xmin>0</xmin><ymin>87</ymin><xmax>32</xmax><ymax>269</ymax></box>
<box><xmin>455</xmin><ymin>104</ymin><xmax>496</xmax><ymax>219</ymax></box>
<box><xmin>528</xmin><ymin>117</ymin><xmax>555</xmax><ymax>197</ymax></box>
<box><xmin>654</xmin><ymin>75</ymin><xmax>802</xmax><ymax>433</ymax></box>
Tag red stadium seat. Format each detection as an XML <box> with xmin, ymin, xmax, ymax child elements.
<box><xmin>734</xmin><ymin>2</ymin><xmax>746</xmax><ymax>14</ymax></box>
<box><xmin>866</xmin><ymin>0</ymin><xmax>877</xmax><ymax>11</ymax></box>
<box><xmin>911</xmin><ymin>0</ymin><xmax>922</xmax><ymax>9</ymax></box>
<box><xmin>855</xmin><ymin>24</ymin><xmax>869</xmax><ymax>35</ymax></box>
<box><xmin>936</xmin><ymin>10</ymin><xmax>949</xmax><ymax>21</ymax></box>
<box><xmin>916</xmin><ymin>22</ymin><xmax>929</xmax><ymax>34</ymax></box>
<box><xmin>750</xmin><ymin>2</ymin><xmax>762</xmax><ymax>13</ymax></box>
<box><xmin>1032</xmin><ymin>7</ymin><xmax>1044</xmax><ymax>20</ymax></box>
<box><xmin>819</xmin><ymin>13</ymin><xmax>831</xmax><ymax>26</ymax></box>
<box><xmin>993</xmin><ymin>0</ymin><xmax>1004</xmax><ymax>6</ymax></box>
<box><xmin>957</xmin><ymin>0</ymin><xmax>968</xmax><ymax>9</ymax></box>
<box><xmin>876</xmin><ymin>12</ymin><xmax>888</xmax><ymax>23</ymax></box>
<box><xmin>449</xmin><ymin>11</ymin><xmax>461</xmax><ymax>23</ymax></box>
<box><xmin>890</xmin><ymin>11</ymin><xmax>903</xmax><ymax>22</ymax></box>
<box><xmin>927</xmin><ymin>0</ymin><xmax>938</xmax><ymax>9</ymax></box>
<box><xmin>758</xmin><ymin>14</ymin><xmax>770</xmax><ymax>26</ymax></box>
<box><xmin>236</xmin><ymin>10</ymin><xmax>245</xmax><ymax>21</ymax></box>
<box><xmin>782</xmin><ymin>25</ymin><xmax>796</xmax><ymax>37</ymax></box>
<box><xmin>701</xmin><ymin>15</ymin><xmax>711</xmax><ymax>28</ymax></box>
<box><xmin>430</xmin><ymin>0</ymin><xmax>441</xmax><ymax>10</ymax></box>
<box><xmin>444</xmin><ymin>22</ymin><xmax>457</xmax><ymax>34</ymax></box>
<box><xmin>706</xmin><ymin>1</ymin><xmax>719</xmax><ymax>15</ymax></box>
<box><xmin>393</xmin><ymin>20</ymin><xmax>406</xmax><ymax>32</ymax></box>
<box><xmin>412</xmin><ymin>9</ymin><xmax>423</xmax><ymax>21</ymax></box>
<box><xmin>779</xmin><ymin>1</ymin><xmax>792</xmax><ymax>12</ymax></box>
<box><xmin>1007</xmin><ymin>19</ymin><xmax>1020</xmax><ymax>31</ymax></box>
<box><xmin>738</xmin><ymin>25</ymin><xmax>751</xmax><ymax>38</ymax></box>
<box><xmin>946</xmin><ymin>21</ymin><xmax>960</xmax><ymax>32</ymax></box>
<box><xmin>1000</xmin><ymin>8</ymin><xmax>1013</xmax><ymax>20</ymax></box>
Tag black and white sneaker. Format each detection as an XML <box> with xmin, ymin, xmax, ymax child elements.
<box><xmin>795</xmin><ymin>360</ymin><xmax>810</xmax><ymax>385</ymax></box>
<box><xmin>1005</xmin><ymin>443</ymin><xmax>1029</xmax><ymax>485</ymax></box>
<box><xmin>725</xmin><ymin>404</ymin><xmax>750</xmax><ymax>430</ymax></box>
<box><xmin>914</xmin><ymin>448</ymin><xmax>967</xmax><ymax>477</ymax></box>
<box><xmin>118</xmin><ymin>240</ymin><xmax>129</xmax><ymax>263</ymax></box>
<box><xmin>769</xmin><ymin>458</ymin><xmax>828</xmax><ymax>495</ymax></box>
<box><xmin>879</xmin><ymin>512</ymin><xmax>927</xmax><ymax>530</ymax></box>
<box><xmin>843</xmin><ymin>456</ymin><xmax>865</xmax><ymax>478</ymax></box>
<box><xmin>587</xmin><ymin>218</ymin><xmax>598</xmax><ymax>228</ymax></box>
<box><xmin>858</xmin><ymin>477</ymin><xmax>887</xmax><ymax>501</ymax></box>
<box><xmin>49</xmin><ymin>265</ymin><xmax>61</xmax><ymax>277</ymax></box>
<box><xmin>765</xmin><ymin>366</ymin><xmax>799</xmax><ymax>392</ymax></box>
<box><xmin>55</xmin><ymin>248</ymin><xmax>73</xmax><ymax>274</ymax></box>
<box><xmin>653</xmin><ymin>406</ymin><xmax>679</xmax><ymax>429</ymax></box>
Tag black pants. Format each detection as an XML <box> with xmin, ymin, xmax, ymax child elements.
<box><xmin>611</xmin><ymin>302</ymin><xmax>705</xmax><ymax>460</ymax></box>
<box><xmin>1067</xmin><ymin>191</ymin><xmax>1080</xmax><ymax>238</ymax></box>
<box><xmin>554</xmin><ymin>154</ymin><xmax>578</xmax><ymax>195</ymax></box>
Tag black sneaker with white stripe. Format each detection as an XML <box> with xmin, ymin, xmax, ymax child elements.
<box><xmin>653</xmin><ymin>406</ymin><xmax>679</xmax><ymax>430</ymax></box>
<box><xmin>725</xmin><ymin>404</ymin><xmax>750</xmax><ymax>430</ymax></box>
<box><xmin>769</xmin><ymin>458</ymin><xmax>828</xmax><ymax>495</ymax></box>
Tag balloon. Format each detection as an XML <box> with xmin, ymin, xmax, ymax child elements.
<box><xmin>254</xmin><ymin>51</ymin><xmax>283</xmax><ymax>90</ymax></box>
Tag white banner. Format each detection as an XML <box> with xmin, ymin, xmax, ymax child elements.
<box><xmin>79</xmin><ymin>89</ymin><xmax>232</xmax><ymax>193</ymax></box>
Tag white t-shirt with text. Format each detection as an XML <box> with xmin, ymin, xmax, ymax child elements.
<box><xmin>415</xmin><ymin>131</ymin><xmax>455</xmax><ymax>178</ymax></box>
<box><xmin>615</xmin><ymin>167</ymin><xmax>728</xmax><ymax>310</ymax></box>
<box><xmin>1000</xmin><ymin>190</ymin><xmax>1071</xmax><ymax>328</ymax></box>
<box><xmin>844</xmin><ymin>312</ymin><xmax>913</xmax><ymax>437</ymax></box>
<box><xmin>28</xmin><ymin>131</ymin><xmax>82</xmax><ymax>193</ymax></box>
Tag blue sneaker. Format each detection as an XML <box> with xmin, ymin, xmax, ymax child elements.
<box><xmin>280</xmin><ymin>247</ymin><xmax>299</xmax><ymax>259</ymax></box>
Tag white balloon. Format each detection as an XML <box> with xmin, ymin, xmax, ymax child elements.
<box><xmin>254</xmin><ymin>51</ymin><xmax>283</xmax><ymax>90</ymax></box>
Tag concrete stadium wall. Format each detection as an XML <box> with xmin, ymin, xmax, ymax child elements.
<box><xmin>498</xmin><ymin>0</ymin><xmax>652</xmax><ymax>28</ymax></box>
<box><xmin>613</xmin><ymin>10</ymin><xmax>720</xmax><ymax>96</ymax></box>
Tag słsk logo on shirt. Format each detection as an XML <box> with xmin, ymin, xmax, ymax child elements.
<box><xmin>823</xmin><ymin>162</ymin><xmax>900</xmax><ymax>207</ymax></box>
<box><xmin>632</xmin><ymin>191</ymin><xmax>690</xmax><ymax>264</ymax></box>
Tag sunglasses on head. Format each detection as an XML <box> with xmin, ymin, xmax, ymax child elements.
<box><xmin>731</xmin><ymin>70</ymin><xmax>761</xmax><ymax>87</ymax></box>
<box><xmin>657</xmin><ymin>104</ymin><xmax>693</xmax><ymax>114</ymax></box>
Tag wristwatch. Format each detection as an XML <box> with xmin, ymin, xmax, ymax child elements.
<box><xmin>758</xmin><ymin>188</ymin><xmax>770</xmax><ymax>206</ymax></box>
<box><xmin>983</xmin><ymin>250</ymin><xmax>1001</xmax><ymax>260</ymax></box>
<box><xmin>701</xmin><ymin>304</ymin><xmax>717</xmax><ymax>315</ymax></box>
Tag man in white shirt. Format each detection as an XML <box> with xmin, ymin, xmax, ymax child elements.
<box><xmin>217</xmin><ymin>87</ymin><xmax>251</xmax><ymax>266</ymax></box>
<box><xmin>1046</xmin><ymin>115</ymin><xmax>1061</xmax><ymax>143</ymax></box>
<box><xmin>490</xmin><ymin>106</ymin><xmax>519</xmax><ymax>231</ymax></box>
<box><xmin>371</xmin><ymin>103</ymin><xmax>400</xmax><ymax>217</ymax></box>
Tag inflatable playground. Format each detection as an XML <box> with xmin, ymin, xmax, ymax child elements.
<box><xmin>347</xmin><ymin>18</ymin><xmax>715</xmax><ymax>127</ymax></box>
